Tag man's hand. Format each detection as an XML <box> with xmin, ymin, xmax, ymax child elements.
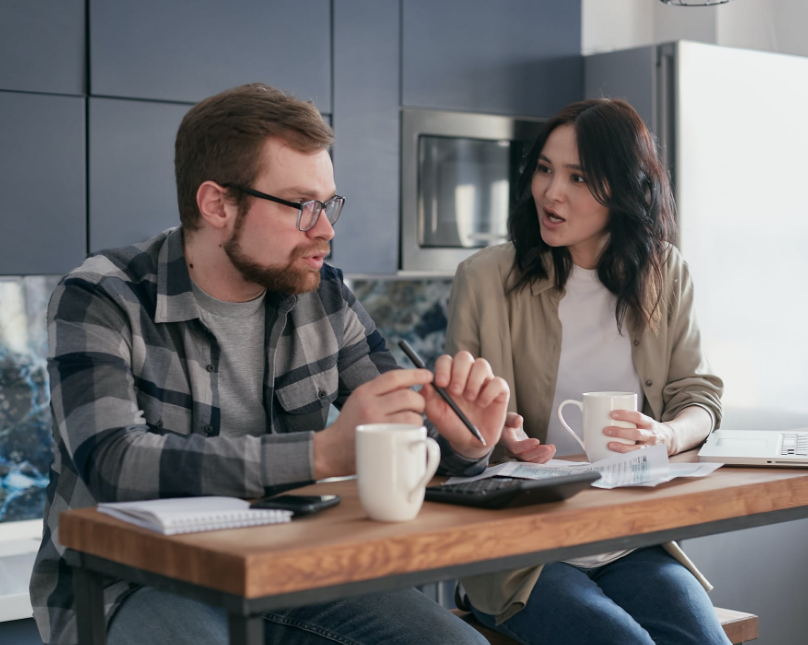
<box><xmin>422</xmin><ymin>351</ymin><xmax>510</xmax><ymax>460</ymax></box>
<box><xmin>312</xmin><ymin>369</ymin><xmax>433</xmax><ymax>480</ymax></box>
<box><xmin>500</xmin><ymin>412</ymin><xmax>556</xmax><ymax>463</ymax></box>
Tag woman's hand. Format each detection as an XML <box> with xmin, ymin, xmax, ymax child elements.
<box><xmin>604</xmin><ymin>410</ymin><xmax>676</xmax><ymax>456</ymax></box>
<box><xmin>500</xmin><ymin>412</ymin><xmax>556</xmax><ymax>463</ymax></box>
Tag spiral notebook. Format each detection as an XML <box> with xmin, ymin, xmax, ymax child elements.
<box><xmin>98</xmin><ymin>496</ymin><xmax>293</xmax><ymax>535</ymax></box>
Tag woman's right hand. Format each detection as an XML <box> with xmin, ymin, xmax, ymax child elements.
<box><xmin>500</xmin><ymin>413</ymin><xmax>556</xmax><ymax>463</ymax></box>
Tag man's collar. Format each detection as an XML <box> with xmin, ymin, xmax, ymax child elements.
<box><xmin>154</xmin><ymin>227</ymin><xmax>202</xmax><ymax>324</ymax></box>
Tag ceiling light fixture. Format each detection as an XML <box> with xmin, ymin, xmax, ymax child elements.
<box><xmin>659</xmin><ymin>0</ymin><xmax>733</xmax><ymax>5</ymax></box>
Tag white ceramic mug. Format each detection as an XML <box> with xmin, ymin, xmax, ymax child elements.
<box><xmin>356</xmin><ymin>423</ymin><xmax>441</xmax><ymax>522</ymax></box>
<box><xmin>557</xmin><ymin>392</ymin><xmax>638</xmax><ymax>463</ymax></box>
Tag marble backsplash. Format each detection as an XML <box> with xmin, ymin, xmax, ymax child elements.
<box><xmin>349</xmin><ymin>278</ymin><xmax>453</xmax><ymax>370</ymax></box>
<box><xmin>0</xmin><ymin>277</ymin><xmax>61</xmax><ymax>524</ymax></box>
<box><xmin>0</xmin><ymin>275</ymin><xmax>454</xmax><ymax>525</ymax></box>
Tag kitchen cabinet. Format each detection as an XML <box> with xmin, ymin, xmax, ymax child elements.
<box><xmin>0</xmin><ymin>92</ymin><xmax>85</xmax><ymax>275</ymax></box>
<box><xmin>0</xmin><ymin>0</ymin><xmax>587</xmax><ymax>277</ymax></box>
<box><xmin>402</xmin><ymin>0</ymin><xmax>582</xmax><ymax>117</ymax></box>
<box><xmin>584</xmin><ymin>46</ymin><xmax>657</xmax><ymax>133</ymax></box>
<box><xmin>89</xmin><ymin>0</ymin><xmax>331</xmax><ymax>111</ymax></box>
<box><xmin>331</xmin><ymin>0</ymin><xmax>400</xmax><ymax>275</ymax></box>
<box><xmin>0</xmin><ymin>0</ymin><xmax>84</xmax><ymax>95</ymax></box>
<box><xmin>89</xmin><ymin>98</ymin><xmax>191</xmax><ymax>252</ymax></box>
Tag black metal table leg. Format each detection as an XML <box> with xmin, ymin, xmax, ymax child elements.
<box><xmin>73</xmin><ymin>566</ymin><xmax>108</xmax><ymax>645</ymax></box>
<box><xmin>228</xmin><ymin>614</ymin><xmax>263</xmax><ymax>645</ymax></box>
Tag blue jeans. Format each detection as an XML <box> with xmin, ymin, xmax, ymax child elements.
<box><xmin>470</xmin><ymin>546</ymin><xmax>732</xmax><ymax>645</ymax></box>
<box><xmin>107</xmin><ymin>585</ymin><xmax>488</xmax><ymax>645</ymax></box>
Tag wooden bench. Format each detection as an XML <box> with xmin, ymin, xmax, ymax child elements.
<box><xmin>452</xmin><ymin>607</ymin><xmax>759</xmax><ymax>644</ymax></box>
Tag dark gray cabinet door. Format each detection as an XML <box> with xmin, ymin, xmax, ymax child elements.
<box><xmin>0</xmin><ymin>0</ymin><xmax>85</xmax><ymax>95</ymax></box>
<box><xmin>584</xmin><ymin>46</ymin><xmax>657</xmax><ymax>134</ymax></box>
<box><xmin>403</xmin><ymin>0</ymin><xmax>582</xmax><ymax>117</ymax></box>
<box><xmin>331</xmin><ymin>0</ymin><xmax>400</xmax><ymax>275</ymax></box>
<box><xmin>0</xmin><ymin>92</ymin><xmax>86</xmax><ymax>275</ymax></box>
<box><xmin>89</xmin><ymin>98</ymin><xmax>191</xmax><ymax>252</ymax></box>
<box><xmin>90</xmin><ymin>0</ymin><xmax>331</xmax><ymax>111</ymax></box>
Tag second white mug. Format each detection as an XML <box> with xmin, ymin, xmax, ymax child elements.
<box><xmin>557</xmin><ymin>391</ymin><xmax>637</xmax><ymax>463</ymax></box>
<box><xmin>356</xmin><ymin>423</ymin><xmax>441</xmax><ymax>522</ymax></box>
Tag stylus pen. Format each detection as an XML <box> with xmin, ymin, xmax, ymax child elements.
<box><xmin>398</xmin><ymin>340</ymin><xmax>486</xmax><ymax>447</ymax></box>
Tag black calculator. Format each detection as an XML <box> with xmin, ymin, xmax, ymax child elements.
<box><xmin>424</xmin><ymin>472</ymin><xmax>600</xmax><ymax>509</ymax></box>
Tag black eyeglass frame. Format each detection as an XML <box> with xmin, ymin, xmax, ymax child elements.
<box><xmin>222</xmin><ymin>183</ymin><xmax>345</xmax><ymax>231</ymax></box>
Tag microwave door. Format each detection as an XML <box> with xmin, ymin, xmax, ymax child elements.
<box><xmin>400</xmin><ymin>108</ymin><xmax>545</xmax><ymax>273</ymax></box>
<box><xmin>418</xmin><ymin>136</ymin><xmax>511</xmax><ymax>250</ymax></box>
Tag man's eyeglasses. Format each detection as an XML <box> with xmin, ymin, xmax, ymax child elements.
<box><xmin>222</xmin><ymin>184</ymin><xmax>345</xmax><ymax>232</ymax></box>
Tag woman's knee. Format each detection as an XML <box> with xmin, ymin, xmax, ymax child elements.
<box><xmin>473</xmin><ymin>601</ymin><xmax>655</xmax><ymax>645</ymax></box>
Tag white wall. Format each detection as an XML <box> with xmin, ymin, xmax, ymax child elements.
<box><xmin>582</xmin><ymin>0</ymin><xmax>717</xmax><ymax>54</ymax></box>
<box><xmin>653</xmin><ymin>1</ymin><xmax>718</xmax><ymax>46</ymax></box>
<box><xmin>581</xmin><ymin>0</ymin><xmax>654</xmax><ymax>54</ymax></box>
<box><xmin>718</xmin><ymin>0</ymin><xmax>808</xmax><ymax>57</ymax></box>
<box><xmin>716</xmin><ymin>0</ymin><xmax>777</xmax><ymax>52</ymax></box>
<box><xmin>582</xmin><ymin>0</ymin><xmax>808</xmax><ymax>57</ymax></box>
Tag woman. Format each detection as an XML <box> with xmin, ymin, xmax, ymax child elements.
<box><xmin>445</xmin><ymin>99</ymin><xmax>728</xmax><ymax>644</ymax></box>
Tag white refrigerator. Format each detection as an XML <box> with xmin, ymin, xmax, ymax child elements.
<box><xmin>586</xmin><ymin>40</ymin><xmax>808</xmax><ymax>430</ymax></box>
<box><xmin>586</xmin><ymin>41</ymin><xmax>808</xmax><ymax>645</ymax></box>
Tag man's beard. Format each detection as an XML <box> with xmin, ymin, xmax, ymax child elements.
<box><xmin>223</xmin><ymin>221</ymin><xmax>329</xmax><ymax>296</ymax></box>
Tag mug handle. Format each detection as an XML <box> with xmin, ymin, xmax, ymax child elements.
<box><xmin>408</xmin><ymin>437</ymin><xmax>441</xmax><ymax>503</ymax></box>
<box><xmin>557</xmin><ymin>400</ymin><xmax>586</xmax><ymax>452</ymax></box>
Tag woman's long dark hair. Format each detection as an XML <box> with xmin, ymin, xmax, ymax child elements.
<box><xmin>508</xmin><ymin>99</ymin><xmax>676</xmax><ymax>333</ymax></box>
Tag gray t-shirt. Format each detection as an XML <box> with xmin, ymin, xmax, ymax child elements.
<box><xmin>191</xmin><ymin>281</ymin><xmax>267</xmax><ymax>437</ymax></box>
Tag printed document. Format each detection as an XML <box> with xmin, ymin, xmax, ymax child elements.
<box><xmin>446</xmin><ymin>444</ymin><xmax>722</xmax><ymax>489</ymax></box>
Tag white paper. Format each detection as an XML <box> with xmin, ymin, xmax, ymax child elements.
<box><xmin>445</xmin><ymin>445</ymin><xmax>722</xmax><ymax>489</ymax></box>
<box><xmin>654</xmin><ymin>461</ymin><xmax>723</xmax><ymax>481</ymax></box>
<box><xmin>444</xmin><ymin>462</ymin><xmax>514</xmax><ymax>484</ymax></box>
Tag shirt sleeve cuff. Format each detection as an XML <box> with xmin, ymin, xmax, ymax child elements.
<box><xmin>434</xmin><ymin>432</ymin><xmax>492</xmax><ymax>478</ymax></box>
<box><xmin>260</xmin><ymin>431</ymin><xmax>316</xmax><ymax>490</ymax></box>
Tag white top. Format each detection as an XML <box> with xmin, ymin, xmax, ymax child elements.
<box><xmin>546</xmin><ymin>265</ymin><xmax>644</xmax><ymax>568</ymax></box>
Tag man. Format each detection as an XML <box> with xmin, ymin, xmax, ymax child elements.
<box><xmin>30</xmin><ymin>83</ymin><xmax>510</xmax><ymax>645</ymax></box>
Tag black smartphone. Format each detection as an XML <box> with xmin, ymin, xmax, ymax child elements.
<box><xmin>249</xmin><ymin>494</ymin><xmax>341</xmax><ymax>517</ymax></box>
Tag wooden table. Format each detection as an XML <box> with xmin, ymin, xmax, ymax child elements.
<box><xmin>61</xmin><ymin>452</ymin><xmax>808</xmax><ymax>644</ymax></box>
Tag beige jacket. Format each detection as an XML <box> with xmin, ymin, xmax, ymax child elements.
<box><xmin>445</xmin><ymin>243</ymin><xmax>723</xmax><ymax>624</ymax></box>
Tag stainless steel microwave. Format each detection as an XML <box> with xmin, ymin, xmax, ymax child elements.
<box><xmin>400</xmin><ymin>108</ymin><xmax>545</xmax><ymax>274</ymax></box>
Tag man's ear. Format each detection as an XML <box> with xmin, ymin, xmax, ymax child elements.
<box><xmin>196</xmin><ymin>181</ymin><xmax>235</xmax><ymax>231</ymax></box>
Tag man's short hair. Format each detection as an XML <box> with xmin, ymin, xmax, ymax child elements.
<box><xmin>175</xmin><ymin>83</ymin><xmax>335</xmax><ymax>231</ymax></box>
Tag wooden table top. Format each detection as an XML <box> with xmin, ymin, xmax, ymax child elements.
<box><xmin>59</xmin><ymin>452</ymin><xmax>808</xmax><ymax>599</ymax></box>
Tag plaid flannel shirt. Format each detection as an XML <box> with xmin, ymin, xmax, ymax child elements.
<box><xmin>30</xmin><ymin>227</ymin><xmax>487</xmax><ymax>645</ymax></box>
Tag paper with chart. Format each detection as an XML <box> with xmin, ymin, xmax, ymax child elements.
<box><xmin>445</xmin><ymin>444</ymin><xmax>722</xmax><ymax>489</ymax></box>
